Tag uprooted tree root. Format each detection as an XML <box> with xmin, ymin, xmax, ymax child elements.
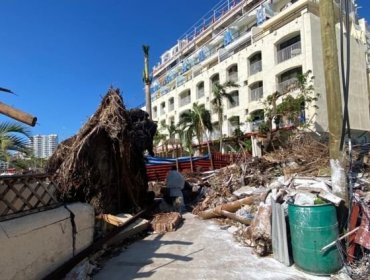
<box><xmin>47</xmin><ymin>88</ymin><xmax>156</xmax><ymax>214</ymax></box>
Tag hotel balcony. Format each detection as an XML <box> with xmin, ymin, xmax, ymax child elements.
<box><xmin>250</xmin><ymin>60</ymin><xmax>262</xmax><ymax>75</ymax></box>
<box><xmin>277</xmin><ymin>41</ymin><xmax>301</xmax><ymax>63</ymax></box>
<box><xmin>277</xmin><ymin>77</ymin><xmax>299</xmax><ymax>94</ymax></box>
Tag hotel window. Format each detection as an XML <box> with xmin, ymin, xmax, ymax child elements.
<box><xmin>228</xmin><ymin>90</ymin><xmax>239</xmax><ymax>108</ymax></box>
<box><xmin>179</xmin><ymin>90</ymin><xmax>191</xmax><ymax>107</ymax></box>
<box><xmin>249</xmin><ymin>52</ymin><xmax>262</xmax><ymax>75</ymax></box>
<box><xmin>277</xmin><ymin>67</ymin><xmax>302</xmax><ymax>94</ymax></box>
<box><xmin>210</xmin><ymin>74</ymin><xmax>220</xmax><ymax>94</ymax></box>
<box><xmin>277</xmin><ymin>34</ymin><xmax>301</xmax><ymax>63</ymax></box>
<box><xmin>227</xmin><ymin>64</ymin><xmax>238</xmax><ymax>82</ymax></box>
<box><xmin>160</xmin><ymin>102</ymin><xmax>166</xmax><ymax>115</ymax></box>
<box><xmin>249</xmin><ymin>81</ymin><xmax>263</xmax><ymax>102</ymax></box>
<box><xmin>168</xmin><ymin>97</ymin><xmax>175</xmax><ymax>112</ymax></box>
<box><xmin>197</xmin><ymin>82</ymin><xmax>205</xmax><ymax>98</ymax></box>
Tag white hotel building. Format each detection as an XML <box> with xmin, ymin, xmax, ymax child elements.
<box><xmin>31</xmin><ymin>134</ymin><xmax>58</xmax><ymax>159</ymax></box>
<box><xmin>148</xmin><ymin>0</ymin><xmax>370</xmax><ymax>143</ymax></box>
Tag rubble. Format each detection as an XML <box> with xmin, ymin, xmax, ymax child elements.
<box><xmin>180</xmin><ymin>131</ymin><xmax>370</xmax><ymax>274</ymax></box>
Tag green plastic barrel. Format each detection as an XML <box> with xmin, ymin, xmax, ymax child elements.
<box><xmin>288</xmin><ymin>203</ymin><xmax>342</xmax><ymax>275</ymax></box>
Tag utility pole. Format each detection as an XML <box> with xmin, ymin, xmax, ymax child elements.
<box><xmin>319</xmin><ymin>0</ymin><xmax>347</xmax><ymax>205</ymax></box>
<box><xmin>320</xmin><ymin>0</ymin><xmax>342</xmax><ymax>159</ymax></box>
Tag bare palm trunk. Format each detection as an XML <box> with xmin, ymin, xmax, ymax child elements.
<box><xmin>145</xmin><ymin>84</ymin><xmax>152</xmax><ymax>119</ymax></box>
<box><xmin>143</xmin><ymin>45</ymin><xmax>152</xmax><ymax>119</ymax></box>
<box><xmin>218</xmin><ymin>111</ymin><xmax>223</xmax><ymax>152</ymax></box>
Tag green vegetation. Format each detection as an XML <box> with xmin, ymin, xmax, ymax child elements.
<box><xmin>211</xmin><ymin>81</ymin><xmax>239</xmax><ymax>151</ymax></box>
<box><xmin>178</xmin><ymin>102</ymin><xmax>213</xmax><ymax>156</ymax></box>
<box><xmin>257</xmin><ymin>70</ymin><xmax>319</xmax><ymax>152</ymax></box>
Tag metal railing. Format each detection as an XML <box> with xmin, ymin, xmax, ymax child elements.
<box><xmin>250</xmin><ymin>86</ymin><xmax>263</xmax><ymax>101</ymax></box>
<box><xmin>179</xmin><ymin>95</ymin><xmax>191</xmax><ymax>107</ymax></box>
<box><xmin>228</xmin><ymin>72</ymin><xmax>238</xmax><ymax>82</ymax></box>
<box><xmin>277</xmin><ymin>41</ymin><xmax>301</xmax><ymax>63</ymax></box>
<box><xmin>168</xmin><ymin>102</ymin><xmax>175</xmax><ymax>112</ymax></box>
<box><xmin>277</xmin><ymin>77</ymin><xmax>299</xmax><ymax>93</ymax></box>
<box><xmin>197</xmin><ymin>89</ymin><xmax>205</xmax><ymax>98</ymax></box>
<box><xmin>250</xmin><ymin>60</ymin><xmax>262</xmax><ymax>75</ymax></box>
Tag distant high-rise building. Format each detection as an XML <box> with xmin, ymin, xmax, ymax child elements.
<box><xmin>30</xmin><ymin>134</ymin><xmax>58</xmax><ymax>158</ymax></box>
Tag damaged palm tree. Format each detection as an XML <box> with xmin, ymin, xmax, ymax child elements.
<box><xmin>47</xmin><ymin>88</ymin><xmax>157</xmax><ymax>214</ymax></box>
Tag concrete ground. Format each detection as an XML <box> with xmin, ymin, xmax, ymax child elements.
<box><xmin>94</xmin><ymin>213</ymin><xmax>329</xmax><ymax>280</ymax></box>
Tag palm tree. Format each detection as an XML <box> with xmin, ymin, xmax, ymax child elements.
<box><xmin>0</xmin><ymin>122</ymin><xmax>31</xmax><ymax>166</ymax></box>
<box><xmin>211</xmin><ymin>81</ymin><xmax>239</xmax><ymax>151</ymax></box>
<box><xmin>178</xmin><ymin>103</ymin><xmax>214</xmax><ymax>168</ymax></box>
<box><xmin>161</xmin><ymin>123</ymin><xmax>181</xmax><ymax>157</ymax></box>
<box><xmin>142</xmin><ymin>45</ymin><xmax>152</xmax><ymax>119</ymax></box>
<box><xmin>153</xmin><ymin>130</ymin><xmax>166</xmax><ymax>156</ymax></box>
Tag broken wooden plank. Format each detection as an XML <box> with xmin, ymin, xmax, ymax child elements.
<box><xmin>106</xmin><ymin>217</ymin><xmax>149</xmax><ymax>246</ymax></box>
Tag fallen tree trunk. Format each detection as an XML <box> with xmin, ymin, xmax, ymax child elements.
<box><xmin>220</xmin><ymin>210</ymin><xmax>252</xmax><ymax>225</ymax></box>
<box><xmin>244</xmin><ymin>203</ymin><xmax>272</xmax><ymax>256</ymax></box>
<box><xmin>198</xmin><ymin>196</ymin><xmax>255</xmax><ymax>219</ymax></box>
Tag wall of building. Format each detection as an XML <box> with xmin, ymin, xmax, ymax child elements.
<box><xmin>309</xmin><ymin>13</ymin><xmax>370</xmax><ymax>132</ymax></box>
<box><xmin>0</xmin><ymin>203</ymin><xmax>95</xmax><ymax>280</ymax></box>
<box><xmin>152</xmin><ymin>3</ymin><xmax>315</xmax><ymax>136</ymax></box>
<box><xmin>151</xmin><ymin>0</ymin><xmax>370</xmax><ymax>142</ymax></box>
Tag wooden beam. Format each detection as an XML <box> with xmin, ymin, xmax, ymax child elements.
<box><xmin>0</xmin><ymin>102</ymin><xmax>37</xmax><ymax>126</ymax></box>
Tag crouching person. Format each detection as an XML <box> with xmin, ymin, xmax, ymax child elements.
<box><xmin>160</xmin><ymin>166</ymin><xmax>185</xmax><ymax>213</ymax></box>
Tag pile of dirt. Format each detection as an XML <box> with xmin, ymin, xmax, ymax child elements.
<box><xmin>47</xmin><ymin>88</ymin><xmax>157</xmax><ymax>214</ymax></box>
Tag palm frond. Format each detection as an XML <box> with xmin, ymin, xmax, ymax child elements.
<box><xmin>0</xmin><ymin>87</ymin><xmax>14</xmax><ymax>94</ymax></box>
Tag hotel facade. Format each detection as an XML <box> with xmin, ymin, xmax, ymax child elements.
<box><xmin>148</xmin><ymin>0</ymin><xmax>370</xmax><ymax>143</ymax></box>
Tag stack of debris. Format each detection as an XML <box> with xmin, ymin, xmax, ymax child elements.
<box><xmin>188</xmin><ymin>131</ymin><xmax>370</xmax><ymax>277</ymax></box>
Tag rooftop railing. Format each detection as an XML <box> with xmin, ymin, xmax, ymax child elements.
<box><xmin>152</xmin><ymin>0</ymin><xmax>267</xmax><ymax>75</ymax></box>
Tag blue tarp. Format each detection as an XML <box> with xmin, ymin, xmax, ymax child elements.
<box><xmin>224</xmin><ymin>29</ymin><xmax>234</xmax><ymax>46</ymax></box>
<box><xmin>145</xmin><ymin>155</ymin><xmax>209</xmax><ymax>165</ymax></box>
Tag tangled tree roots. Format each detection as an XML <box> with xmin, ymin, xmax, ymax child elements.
<box><xmin>47</xmin><ymin>88</ymin><xmax>157</xmax><ymax>214</ymax></box>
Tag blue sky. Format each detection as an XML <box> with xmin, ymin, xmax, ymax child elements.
<box><xmin>0</xmin><ymin>0</ymin><xmax>369</xmax><ymax>141</ymax></box>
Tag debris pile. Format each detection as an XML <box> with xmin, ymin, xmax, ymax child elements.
<box><xmin>187</xmin><ymin>131</ymin><xmax>370</xmax><ymax>275</ymax></box>
<box><xmin>47</xmin><ymin>89</ymin><xmax>157</xmax><ymax>214</ymax></box>
<box><xmin>264</xmin><ymin>132</ymin><xmax>330</xmax><ymax>177</ymax></box>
